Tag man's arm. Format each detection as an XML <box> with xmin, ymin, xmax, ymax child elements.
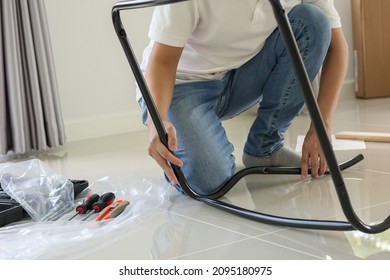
<box><xmin>145</xmin><ymin>42</ymin><xmax>184</xmax><ymax>185</ymax></box>
<box><xmin>301</xmin><ymin>27</ymin><xmax>349</xmax><ymax>178</ymax></box>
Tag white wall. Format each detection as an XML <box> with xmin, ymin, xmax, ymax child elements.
<box><xmin>45</xmin><ymin>0</ymin><xmax>354</xmax><ymax>142</ymax></box>
<box><xmin>45</xmin><ymin>0</ymin><xmax>152</xmax><ymax>141</ymax></box>
<box><xmin>334</xmin><ymin>0</ymin><xmax>354</xmax><ymax>84</ymax></box>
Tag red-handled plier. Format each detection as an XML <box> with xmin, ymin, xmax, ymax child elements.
<box><xmin>95</xmin><ymin>199</ymin><xmax>130</xmax><ymax>221</ymax></box>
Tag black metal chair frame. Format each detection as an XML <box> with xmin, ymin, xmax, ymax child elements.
<box><xmin>112</xmin><ymin>0</ymin><xmax>390</xmax><ymax>234</ymax></box>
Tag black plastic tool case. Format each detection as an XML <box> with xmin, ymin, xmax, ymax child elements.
<box><xmin>0</xmin><ymin>184</ymin><xmax>24</xmax><ymax>227</ymax></box>
<box><xmin>0</xmin><ymin>201</ymin><xmax>24</xmax><ymax>227</ymax></box>
<box><xmin>0</xmin><ymin>179</ymin><xmax>89</xmax><ymax>227</ymax></box>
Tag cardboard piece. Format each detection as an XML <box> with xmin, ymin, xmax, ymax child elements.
<box><xmin>335</xmin><ymin>131</ymin><xmax>390</xmax><ymax>143</ymax></box>
<box><xmin>351</xmin><ymin>0</ymin><xmax>390</xmax><ymax>98</ymax></box>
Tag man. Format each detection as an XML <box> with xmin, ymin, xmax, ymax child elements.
<box><xmin>138</xmin><ymin>0</ymin><xmax>348</xmax><ymax>196</ymax></box>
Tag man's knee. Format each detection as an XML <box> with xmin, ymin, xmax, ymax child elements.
<box><xmin>289</xmin><ymin>4</ymin><xmax>331</xmax><ymax>47</ymax></box>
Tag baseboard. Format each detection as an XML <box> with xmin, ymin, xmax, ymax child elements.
<box><xmin>64</xmin><ymin>111</ymin><xmax>145</xmax><ymax>142</ymax></box>
<box><xmin>340</xmin><ymin>79</ymin><xmax>356</xmax><ymax>101</ymax></box>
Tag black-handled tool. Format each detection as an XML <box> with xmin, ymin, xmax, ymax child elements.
<box><xmin>81</xmin><ymin>192</ymin><xmax>116</xmax><ymax>221</ymax></box>
<box><xmin>68</xmin><ymin>193</ymin><xmax>100</xmax><ymax>221</ymax></box>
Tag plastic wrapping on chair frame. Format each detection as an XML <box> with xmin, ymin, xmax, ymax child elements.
<box><xmin>112</xmin><ymin>0</ymin><xmax>390</xmax><ymax>233</ymax></box>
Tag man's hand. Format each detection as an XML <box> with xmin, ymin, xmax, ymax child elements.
<box><xmin>301</xmin><ymin>127</ymin><xmax>329</xmax><ymax>179</ymax></box>
<box><xmin>147</xmin><ymin>119</ymin><xmax>183</xmax><ymax>186</ymax></box>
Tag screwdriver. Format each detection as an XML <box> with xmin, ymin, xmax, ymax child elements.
<box><xmin>81</xmin><ymin>192</ymin><xmax>115</xmax><ymax>221</ymax></box>
<box><xmin>68</xmin><ymin>193</ymin><xmax>100</xmax><ymax>221</ymax></box>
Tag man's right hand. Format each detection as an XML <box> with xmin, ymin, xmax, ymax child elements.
<box><xmin>147</xmin><ymin>119</ymin><xmax>183</xmax><ymax>186</ymax></box>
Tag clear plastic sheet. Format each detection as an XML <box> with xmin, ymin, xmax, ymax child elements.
<box><xmin>0</xmin><ymin>159</ymin><xmax>74</xmax><ymax>221</ymax></box>
<box><xmin>0</xmin><ymin>169</ymin><xmax>173</xmax><ymax>259</ymax></box>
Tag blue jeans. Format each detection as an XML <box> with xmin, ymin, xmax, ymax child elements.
<box><xmin>140</xmin><ymin>4</ymin><xmax>331</xmax><ymax>195</ymax></box>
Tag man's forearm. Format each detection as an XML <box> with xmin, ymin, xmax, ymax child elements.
<box><xmin>315</xmin><ymin>27</ymin><xmax>349</xmax><ymax>129</ymax></box>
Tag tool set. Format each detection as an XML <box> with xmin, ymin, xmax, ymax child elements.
<box><xmin>68</xmin><ymin>192</ymin><xmax>129</xmax><ymax>222</ymax></box>
<box><xmin>1</xmin><ymin>179</ymin><xmax>129</xmax><ymax>225</ymax></box>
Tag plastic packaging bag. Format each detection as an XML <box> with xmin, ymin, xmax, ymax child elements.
<box><xmin>0</xmin><ymin>159</ymin><xmax>74</xmax><ymax>222</ymax></box>
<box><xmin>0</xmin><ymin>174</ymin><xmax>174</xmax><ymax>259</ymax></box>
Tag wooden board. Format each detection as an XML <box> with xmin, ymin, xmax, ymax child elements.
<box><xmin>335</xmin><ymin>131</ymin><xmax>390</xmax><ymax>143</ymax></box>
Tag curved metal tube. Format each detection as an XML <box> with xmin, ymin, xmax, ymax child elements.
<box><xmin>112</xmin><ymin>0</ymin><xmax>390</xmax><ymax>233</ymax></box>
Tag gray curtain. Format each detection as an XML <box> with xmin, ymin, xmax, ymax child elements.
<box><xmin>0</xmin><ymin>0</ymin><xmax>65</xmax><ymax>155</ymax></box>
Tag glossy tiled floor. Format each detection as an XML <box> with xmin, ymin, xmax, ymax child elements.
<box><xmin>1</xmin><ymin>88</ymin><xmax>390</xmax><ymax>260</ymax></box>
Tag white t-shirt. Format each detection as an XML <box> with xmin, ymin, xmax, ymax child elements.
<box><xmin>138</xmin><ymin>0</ymin><xmax>341</xmax><ymax>100</ymax></box>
